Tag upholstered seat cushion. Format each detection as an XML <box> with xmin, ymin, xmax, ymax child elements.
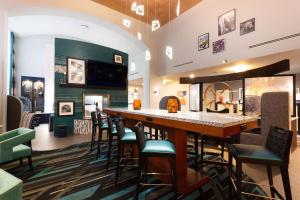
<box><xmin>142</xmin><ymin>140</ymin><xmax>176</xmax><ymax>155</ymax></box>
<box><xmin>0</xmin><ymin>169</ymin><xmax>23</xmax><ymax>200</ymax></box>
<box><xmin>12</xmin><ymin>144</ymin><xmax>32</xmax><ymax>160</ymax></box>
<box><xmin>111</xmin><ymin>127</ymin><xmax>134</xmax><ymax>135</ymax></box>
<box><xmin>121</xmin><ymin>132</ymin><xmax>136</xmax><ymax>141</ymax></box>
<box><xmin>229</xmin><ymin>144</ymin><xmax>281</xmax><ymax>162</ymax></box>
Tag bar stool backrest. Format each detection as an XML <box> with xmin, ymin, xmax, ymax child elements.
<box><xmin>266</xmin><ymin>126</ymin><xmax>293</xmax><ymax>163</ymax></box>
<box><xmin>134</xmin><ymin>122</ymin><xmax>147</xmax><ymax>152</ymax></box>
<box><xmin>96</xmin><ymin>113</ymin><xmax>103</xmax><ymax>126</ymax></box>
<box><xmin>91</xmin><ymin>112</ymin><xmax>97</xmax><ymax>125</ymax></box>
<box><xmin>115</xmin><ymin>119</ymin><xmax>126</xmax><ymax>140</ymax></box>
<box><xmin>107</xmin><ymin>115</ymin><xmax>114</xmax><ymax>134</ymax></box>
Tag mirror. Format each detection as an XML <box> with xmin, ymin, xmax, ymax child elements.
<box><xmin>83</xmin><ymin>93</ymin><xmax>110</xmax><ymax>119</ymax></box>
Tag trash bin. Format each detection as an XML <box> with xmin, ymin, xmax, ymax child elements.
<box><xmin>55</xmin><ymin>125</ymin><xmax>68</xmax><ymax>137</ymax></box>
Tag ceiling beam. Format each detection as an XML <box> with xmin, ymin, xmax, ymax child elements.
<box><xmin>179</xmin><ymin>59</ymin><xmax>290</xmax><ymax>84</ymax></box>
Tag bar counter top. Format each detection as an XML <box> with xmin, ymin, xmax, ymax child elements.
<box><xmin>104</xmin><ymin>108</ymin><xmax>258</xmax><ymax>128</ymax></box>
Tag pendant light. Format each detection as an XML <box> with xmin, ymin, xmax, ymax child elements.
<box><xmin>151</xmin><ymin>0</ymin><xmax>160</xmax><ymax>31</ymax></box>
<box><xmin>165</xmin><ymin>0</ymin><xmax>173</xmax><ymax>60</ymax></box>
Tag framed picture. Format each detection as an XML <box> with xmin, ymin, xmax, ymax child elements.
<box><xmin>67</xmin><ymin>57</ymin><xmax>86</xmax><ymax>85</ymax></box>
<box><xmin>198</xmin><ymin>33</ymin><xmax>209</xmax><ymax>51</ymax></box>
<box><xmin>58</xmin><ymin>101</ymin><xmax>75</xmax><ymax>116</ymax></box>
<box><xmin>218</xmin><ymin>9</ymin><xmax>236</xmax><ymax>36</ymax></box>
<box><xmin>240</xmin><ymin>18</ymin><xmax>255</xmax><ymax>35</ymax></box>
<box><xmin>114</xmin><ymin>54</ymin><xmax>123</xmax><ymax>64</ymax></box>
<box><xmin>212</xmin><ymin>39</ymin><xmax>225</xmax><ymax>54</ymax></box>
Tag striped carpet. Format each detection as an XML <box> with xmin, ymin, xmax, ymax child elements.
<box><xmin>2</xmin><ymin>142</ymin><xmax>266</xmax><ymax>200</ymax></box>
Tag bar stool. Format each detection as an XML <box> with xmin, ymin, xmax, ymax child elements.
<box><xmin>106</xmin><ymin>115</ymin><xmax>135</xmax><ymax>170</ymax></box>
<box><xmin>134</xmin><ymin>122</ymin><xmax>177</xmax><ymax>199</ymax></box>
<box><xmin>115</xmin><ymin>118</ymin><xmax>138</xmax><ymax>185</ymax></box>
<box><xmin>228</xmin><ymin>126</ymin><xmax>293</xmax><ymax>200</ymax></box>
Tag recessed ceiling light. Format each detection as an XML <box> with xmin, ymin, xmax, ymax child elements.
<box><xmin>189</xmin><ymin>74</ymin><xmax>195</xmax><ymax>79</ymax></box>
<box><xmin>230</xmin><ymin>64</ymin><xmax>249</xmax><ymax>72</ymax></box>
<box><xmin>81</xmin><ymin>24</ymin><xmax>89</xmax><ymax>30</ymax></box>
<box><xmin>222</xmin><ymin>59</ymin><xmax>228</xmax><ymax>64</ymax></box>
<box><xmin>123</xmin><ymin>19</ymin><xmax>131</xmax><ymax>28</ymax></box>
<box><xmin>151</xmin><ymin>20</ymin><xmax>160</xmax><ymax>31</ymax></box>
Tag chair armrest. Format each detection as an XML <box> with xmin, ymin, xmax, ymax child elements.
<box><xmin>0</xmin><ymin>129</ymin><xmax>18</xmax><ymax>142</ymax></box>
<box><xmin>0</xmin><ymin>129</ymin><xmax>35</xmax><ymax>148</ymax></box>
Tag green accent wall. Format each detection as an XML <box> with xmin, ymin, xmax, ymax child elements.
<box><xmin>54</xmin><ymin>38</ymin><xmax>128</xmax><ymax>135</ymax></box>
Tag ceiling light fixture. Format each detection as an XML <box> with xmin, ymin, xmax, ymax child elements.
<box><xmin>151</xmin><ymin>20</ymin><xmax>160</xmax><ymax>31</ymax></box>
<box><xmin>189</xmin><ymin>74</ymin><xmax>195</xmax><ymax>79</ymax></box>
<box><xmin>136</xmin><ymin>5</ymin><xmax>144</xmax><ymax>16</ymax></box>
<box><xmin>231</xmin><ymin>64</ymin><xmax>249</xmax><ymax>73</ymax></box>
<box><xmin>137</xmin><ymin>32</ymin><xmax>142</xmax><ymax>40</ymax></box>
<box><xmin>131</xmin><ymin>2</ymin><xmax>137</xmax><ymax>11</ymax></box>
<box><xmin>165</xmin><ymin>46</ymin><xmax>173</xmax><ymax>60</ymax></box>
<box><xmin>176</xmin><ymin>0</ymin><xmax>181</xmax><ymax>16</ymax></box>
<box><xmin>146</xmin><ymin>50</ymin><xmax>151</xmax><ymax>61</ymax></box>
<box><xmin>122</xmin><ymin>19</ymin><xmax>131</xmax><ymax>28</ymax></box>
<box><xmin>130</xmin><ymin>62</ymin><xmax>136</xmax><ymax>72</ymax></box>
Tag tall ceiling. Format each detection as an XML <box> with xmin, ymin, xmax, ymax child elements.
<box><xmin>91</xmin><ymin>0</ymin><xmax>201</xmax><ymax>26</ymax></box>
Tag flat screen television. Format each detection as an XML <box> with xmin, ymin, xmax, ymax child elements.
<box><xmin>86</xmin><ymin>60</ymin><xmax>128</xmax><ymax>89</ymax></box>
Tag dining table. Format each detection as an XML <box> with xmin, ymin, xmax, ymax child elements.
<box><xmin>103</xmin><ymin>107</ymin><xmax>258</xmax><ymax>195</ymax></box>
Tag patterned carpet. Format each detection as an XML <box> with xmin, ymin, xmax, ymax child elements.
<box><xmin>1</xmin><ymin>142</ymin><xmax>266</xmax><ymax>200</ymax></box>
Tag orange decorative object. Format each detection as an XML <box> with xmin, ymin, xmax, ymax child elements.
<box><xmin>133</xmin><ymin>99</ymin><xmax>141</xmax><ymax>110</ymax></box>
<box><xmin>167</xmin><ymin>99</ymin><xmax>179</xmax><ymax>113</ymax></box>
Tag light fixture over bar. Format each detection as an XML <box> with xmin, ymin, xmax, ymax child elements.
<box><xmin>136</xmin><ymin>5</ymin><xmax>144</xmax><ymax>16</ymax></box>
<box><xmin>137</xmin><ymin>32</ymin><xmax>142</xmax><ymax>40</ymax></box>
<box><xmin>176</xmin><ymin>0</ymin><xmax>181</xmax><ymax>16</ymax></box>
<box><xmin>131</xmin><ymin>2</ymin><xmax>137</xmax><ymax>11</ymax></box>
<box><xmin>165</xmin><ymin>46</ymin><xmax>173</xmax><ymax>60</ymax></box>
<box><xmin>151</xmin><ymin>20</ymin><xmax>160</xmax><ymax>31</ymax></box>
<box><xmin>146</xmin><ymin>50</ymin><xmax>151</xmax><ymax>61</ymax></box>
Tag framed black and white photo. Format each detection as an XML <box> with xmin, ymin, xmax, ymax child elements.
<box><xmin>198</xmin><ymin>33</ymin><xmax>209</xmax><ymax>51</ymax></box>
<box><xmin>114</xmin><ymin>54</ymin><xmax>123</xmax><ymax>64</ymax></box>
<box><xmin>212</xmin><ymin>39</ymin><xmax>225</xmax><ymax>54</ymax></box>
<box><xmin>67</xmin><ymin>57</ymin><xmax>86</xmax><ymax>85</ymax></box>
<box><xmin>58</xmin><ymin>101</ymin><xmax>75</xmax><ymax>116</ymax></box>
<box><xmin>218</xmin><ymin>9</ymin><xmax>236</xmax><ymax>36</ymax></box>
<box><xmin>240</xmin><ymin>18</ymin><xmax>255</xmax><ymax>35</ymax></box>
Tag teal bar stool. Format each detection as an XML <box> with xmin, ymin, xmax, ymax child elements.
<box><xmin>115</xmin><ymin>118</ymin><xmax>138</xmax><ymax>185</ymax></box>
<box><xmin>106</xmin><ymin>115</ymin><xmax>134</xmax><ymax>170</ymax></box>
<box><xmin>96</xmin><ymin>112</ymin><xmax>110</xmax><ymax>158</ymax></box>
<box><xmin>228</xmin><ymin>126</ymin><xmax>293</xmax><ymax>200</ymax></box>
<box><xmin>134</xmin><ymin>122</ymin><xmax>177</xmax><ymax>199</ymax></box>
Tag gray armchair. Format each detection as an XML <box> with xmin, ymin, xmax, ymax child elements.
<box><xmin>240</xmin><ymin>92</ymin><xmax>290</xmax><ymax>146</ymax></box>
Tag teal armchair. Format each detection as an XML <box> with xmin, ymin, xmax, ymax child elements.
<box><xmin>0</xmin><ymin>128</ymin><xmax>35</xmax><ymax>170</ymax></box>
<box><xmin>0</xmin><ymin>169</ymin><xmax>23</xmax><ymax>200</ymax></box>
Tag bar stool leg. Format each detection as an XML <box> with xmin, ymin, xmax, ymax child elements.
<box><xmin>280</xmin><ymin>165</ymin><xmax>292</xmax><ymax>200</ymax></box>
<box><xmin>135</xmin><ymin>157</ymin><xmax>143</xmax><ymax>200</ymax></box>
<box><xmin>221</xmin><ymin>141</ymin><xmax>225</xmax><ymax>159</ymax></box>
<box><xmin>106</xmin><ymin>135</ymin><xmax>113</xmax><ymax>170</ymax></box>
<box><xmin>171</xmin><ymin>157</ymin><xmax>177</xmax><ymax>199</ymax></box>
<box><xmin>228</xmin><ymin>153</ymin><xmax>233</xmax><ymax>199</ymax></box>
<box><xmin>267</xmin><ymin>165</ymin><xmax>275</xmax><ymax>198</ymax></box>
<box><xmin>90</xmin><ymin>125</ymin><xmax>95</xmax><ymax>152</ymax></box>
<box><xmin>194</xmin><ymin>134</ymin><xmax>199</xmax><ymax>170</ymax></box>
<box><xmin>115</xmin><ymin>143</ymin><xmax>122</xmax><ymax>186</ymax></box>
<box><xmin>236</xmin><ymin>161</ymin><xmax>242</xmax><ymax>200</ymax></box>
<box><xmin>96</xmin><ymin>128</ymin><xmax>103</xmax><ymax>158</ymax></box>
<box><xmin>200</xmin><ymin>135</ymin><xmax>204</xmax><ymax>167</ymax></box>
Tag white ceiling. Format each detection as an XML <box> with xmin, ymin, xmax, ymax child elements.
<box><xmin>8</xmin><ymin>15</ymin><xmax>148</xmax><ymax>54</ymax></box>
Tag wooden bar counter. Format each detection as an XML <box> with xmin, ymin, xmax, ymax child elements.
<box><xmin>104</xmin><ymin>108</ymin><xmax>257</xmax><ymax>195</ymax></box>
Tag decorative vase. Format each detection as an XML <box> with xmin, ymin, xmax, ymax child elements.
<box><xmin>167</xmin><ymin>99</ymin><xmax>178</xmax><ymax>113</ymax></box>
<box><xmin>133</xmin><ymin>99</ymin><xmax>141</xmax><ymax>110</ymax></box>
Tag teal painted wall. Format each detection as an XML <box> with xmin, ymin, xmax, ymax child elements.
<box><xmin>54</xmin><ymin>38</ymin><xmax>128</xmax><ymax>135</ymax></box>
